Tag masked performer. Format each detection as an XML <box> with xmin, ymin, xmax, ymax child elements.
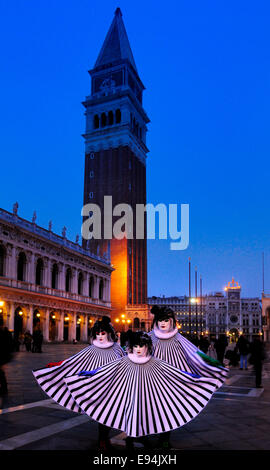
<box><xmin>148</xmin><ymin>306</ymin><xmax>228</xmax><ymax>448</ymax></box>
<box><xmin>64</xmin><ymin>331</ymin><xmax>222</xmax><ymax>451</ymax></box>
<box><xmin>32</xmin><ymin>316</ymin><xmax>124</xmax><ymax>449</ymax></box>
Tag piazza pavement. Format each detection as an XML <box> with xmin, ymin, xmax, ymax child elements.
<box><xmin>0</xmin><ymin>342</ymin><xmax>270</xmax><ymax>463</ymax></box>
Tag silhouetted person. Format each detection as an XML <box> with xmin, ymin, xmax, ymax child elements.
<box><xmin>199</xmin><ymin>336</ymin><xmax>210</xmax><ymax>354</ymax></box>
<box><xmin>23</xmin><ymin>331</ymin><xmax>32</xmax><ymax>352</ymax></box>
<box><xmin>0</xmin><ymin>326</ymin><xmax>13</xmax><ymax>395</ymax></box>
<box><xmin>236</xmin><ymin>334</ymin><xmax>250</xmax><ymax>370</ymax></box>
<box><xmin>214</xmin><ymin>334</ymin><xmax>228</xmax><ymax>366</ymax></box>
<box><xmin>32</xmin><ymin>328</ymin><xmax>43</xmax><ymax>353</ymax></box>
<box><xmin>249</xmin><ymin>336</ymin><xmax>266</xmax><ymax>388</ymax></box>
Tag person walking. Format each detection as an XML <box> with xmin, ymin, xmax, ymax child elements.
<box><xmin>0</xmin><ymin>325</ymin><xmax>13</xmax><ymax>395</ymax></box>
<box><xmin>199</xmin><ymin>335</ymin><xmax>210</xmax><ymax>354</ymax></box>
<box><xmin>214</xmin><ymin>334</ymin><xmax>228</xmax><ymax>366</ymax></box>
<box><xmin>23</xmin><ymin>331</ymin><xmax>32</xmax><ymax>352</ymax></box>
<box><xmin>236</xmin><ymin>334</ymin><xmax>250</xmax><ymax>370</ymax></box>
<box><xmin>249</xmin><ymin>336</ymin><xmax>266</xmax><ymax>388</ymax></box>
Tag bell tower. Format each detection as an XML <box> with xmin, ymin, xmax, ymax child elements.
<box><xmin>82</xmin><ymin>8</ymin><xmax>150</xmax><ymax>328</ymax></box>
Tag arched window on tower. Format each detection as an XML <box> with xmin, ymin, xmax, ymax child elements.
<box><xmin>93</xmin><ymin>114</ymin><xmax>99</xmax><ymax>129</ymax></box>
<box><xmin>108</xmin><ymin>110</ymin><xmax>114</xmax><ymax>125</ymax></box>
<box><xmin>51</xmin><ymin>263</ymin><xmax>58</xmax><ymax>289</ymax></box>
<box><xmin>0</xmin><ymin>245</ymin><xmax>6</xmax><ymax>277</ymax></box>
<box><xmin>35</xmin><ymin>258</ymin><xmax>44</xmax><ymax>286</ymax></box>
<box><xmin>17</xmin><ymin>252</ymin><xmax>27</xmax><ymax>282</ymax></box>
<box><xmin>115</xmin><ymin>109</ymin><xmax>121</xmax><ymax>124</ymax></box>
<box><xmin>101</xmin><ymin>112</ymin><xmax>107</xmax><ymax>127</ymax></box>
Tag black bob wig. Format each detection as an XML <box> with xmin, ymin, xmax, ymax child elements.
<box><xmin>128</xmin><ymin>331</ymin><xmax>153</xmax><ymax>355</ymax></box>
<box><xmin>90</xmin><ymin>316</ymin><xmax>117</xmax><ymax>343</ymax></box>
<box><xmin>150</xmin><ymin>305</ymin><xmax>176</xmax><ymax>329</ymax></box>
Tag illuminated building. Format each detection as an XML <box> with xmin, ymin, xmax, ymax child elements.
<box><xmin>148</xmin><ymin>278</ymin><xmax>262</xmax><ymax>341</ymax></box>
<box><xmin>0</xmin><ymin>206</ymin><xmax>112</xmax><ymax>342</ymax></box>
<box><xmin>82</xmin><ymin>8</ymin><xmax>150</xmax><ymax>330</ymax></box>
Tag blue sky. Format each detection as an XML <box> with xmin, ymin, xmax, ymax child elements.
<box><xmin>1</xmin><ymin>0</ymin><xmax>270</xmax><ymax>298</ymax></box>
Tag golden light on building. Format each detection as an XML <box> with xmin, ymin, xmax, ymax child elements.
<box><xmin>0</xmin><ymin>301</ymin><xmax>4</xmax><ymax>307</ymax></box>
<box><xmin>36</xmin><ymin>313</ymin><xmax>41</xmax><ymax>318</ymax></box>
<box><xmin>19</xmin><ymin>311</ymin><xmax>23</xmax><ymax>316</ymax></box>
<box><xmin>225</xmin><ymin>278</ymin><xmax>241</xmax><ymax>291</ymax></box>
<box><xmin>64</xmin><ymin>316</ymin><xmax>69</xmax><ymax>321</ymax></box>
<box><xmin>127</xmin><ymin>319</ymin><xmax>131</xmax><ymax>324</ymax></box>
<box><xmin>52</xmin><ymin>314</ymin><xmax>56</xmax><ymax>320</ymax></box>
<box><xmin>115</xmin><ymin>318</ymin><xmax>119</xmax><ymax>323</ymax></box>
<box><xmin>121</xmin><ymin>314</ymin><xmax>125</xmax><ymax>318</ymax></box>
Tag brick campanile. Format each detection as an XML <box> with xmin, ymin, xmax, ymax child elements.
<box><xmin>82</xmin><ymin>8</ymin><xmax>150</xmax><ymax>329</ymax></box>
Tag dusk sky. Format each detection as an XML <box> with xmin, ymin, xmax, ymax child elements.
<box><xmin>1</xmin><ymin>0</ymin><xmax>270</xmax><ymax>298</ymax></box>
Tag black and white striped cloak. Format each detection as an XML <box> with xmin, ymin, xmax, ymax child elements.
<box><xmin>148</xmin><ymin>329</ymin><xmax>228</xmax><ymax>387</ymax></box>
<box><xmin>32</xmin><ymin>342</ymin><xmax>125</xmax><ymax>412</ymax></box>
<box><xmin>64</xmin><ymin>355</ymin><xmax>220</xmax><ymax>437</ymax></box>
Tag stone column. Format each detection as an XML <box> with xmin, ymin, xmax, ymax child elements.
<box><xmin>107</xmin><ymin>278</ymin><xmax>111</xmax><ymax>302</ymax></box>
<box><xmin>44</xmin><ymin>258</ymin><xmax>52</xmax><ymax>288</ymax></box>
<box><xmin>43</xmin><ymin>308</ymin><xmax>50</xmax><ymax>342</ymax></box>
<box><xmin>27</xmin><ymin>252</ymin><xmax>36</xmax><ymax>284</ymax></box>
<box><xmin>9</xmin><ymin>246</ymin><xmax>17</xmax><ymax>280</ymax></box>
<box><xmin>26</xmin><ymin>305</ymin><xmax>34</xmax><ymax>334</ymax></box>
<box><xmin>69</xmin><ymin>312</ymin><xmax>76</xmax><ymax>342</ymax></box>
<box><xmin>57</xmin><ymin>311</ymin><xmax>64</xmax><ymax>342</ymax></box>
<box><xmin>72</xmin><ymin>269</ymin><xmax>78</xmax><ymax>294</ymax></box>
<box><xmin>82</xmin><ymin>314</ymin><xmax>88</xmax><ymax>342</ymax></box>
<box><xmin>58</xmin><ymin>264</ymin><xmax>65</xmax><ymax>291</ymax></box>
<box><xmin>94</xmin><ymin>276</ymin><xmax>100</xmax><ymax>300</ymax></box>
<box><xmin>8</xmin><ymin>302</ymin><xmax>15</xmax><ymax>331</ymax></box>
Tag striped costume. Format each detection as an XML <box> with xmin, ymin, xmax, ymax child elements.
<box><xmin>148</xmin><ymin>327</ymin><xmax>228</xmax><ymax>387</ymax></box>
<box><xmin>64</xmin><ymin>354</ymin><xmax>220</xmax><ymax>437</ymax></box>
<box><xmin>32</xmin><ymin>341</ymin><xmax>124</xmax><ymax>412</ymax></box>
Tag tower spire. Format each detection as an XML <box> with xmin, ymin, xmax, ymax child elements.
<box><xmin>94</xmin><ymin>8</ymin><xmax>137</xmax><ymax>72</ymax></box>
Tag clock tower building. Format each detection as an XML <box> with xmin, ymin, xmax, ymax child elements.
<box><xmin>82</xmin><ymin>8</ymin><xmax>150</xmax><ymax>328</ymax></box>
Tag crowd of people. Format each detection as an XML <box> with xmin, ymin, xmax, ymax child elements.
<box><xmin>0</xmin><ymin>325</ymin><xmax>44</xmax><ymax>396</ymax></box>
<box><xmin>0</xmin><ymin>317</ymin><xmax>267</xmax><ymax>400</ymax></box>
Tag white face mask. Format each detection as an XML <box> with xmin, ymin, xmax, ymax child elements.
<box><xmin>158</xmin><ymin>318</ymin><xmax>172</xmax><ymax>332</ymax></box>
<box><xmin>96</xmin><ymin>331</ymin><xmax>108</xmax><ymax>343</ymax></box>
<box><xmin>133</xmin><ymin>344</ymin><xmax>148</xmax><ymax>358</ymax></box>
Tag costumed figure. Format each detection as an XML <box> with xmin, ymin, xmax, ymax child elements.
<box><xmin>32</xmin><ymin>316</ymin><xmax>124</xmax><ymax>450</ymax></box>
<box><xmin>32</xmin><ymin>316</ymin><xmax>124</xmax><ymax>411</ymax></box>
<box><xmin>64</xmin><ymin>331</ymin><xmax>222</xmax><ymax>451</ymax></box>
<box><xmin>148</xmin><ymin>306</ymin><xmax>229</xmax><ymax>448</ymax></box>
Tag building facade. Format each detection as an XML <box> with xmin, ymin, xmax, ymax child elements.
<box><xmin>148</xmin><ymin>278</ymin><xmax>262</xmax><ymax>342</ymax></box>
<box><xmin>82</xmin><ymin>8</ymin><xmax>150</xmax><ymax>329</ymax></box>
<box><xmin>0</xmin><ymin>206</ymin><xmax>113</xmax><ymax>343</ymax></box>
<box><xmin>262</xmin><ymin>294</ymin><xmax>270</xmax><ymax>342</ymax></box>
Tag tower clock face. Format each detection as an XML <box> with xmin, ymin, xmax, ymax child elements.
<box><xmin>100</xmin><ymin>78</ymin><xmax>116</xmax><ymax>90</ymax></box>
<box><xmin>230</xmin><ymin>315</ymin><xmax>238</xmax><ymax>324</ymax></box>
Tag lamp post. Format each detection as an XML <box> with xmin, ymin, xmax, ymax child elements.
<box><xmin>200</xmin><ymin>276</ymin><xmax>203</xmax><ymax>336</ymax></box>
<box><xmin>188</xmin><ymin>258</ymin><xmax>191</xmax><ymax>335</ymax></box>
<box><xmin>195</xmin><ymin>267</ymin><xmax>198</xmax><ymax>338</ymax></box>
